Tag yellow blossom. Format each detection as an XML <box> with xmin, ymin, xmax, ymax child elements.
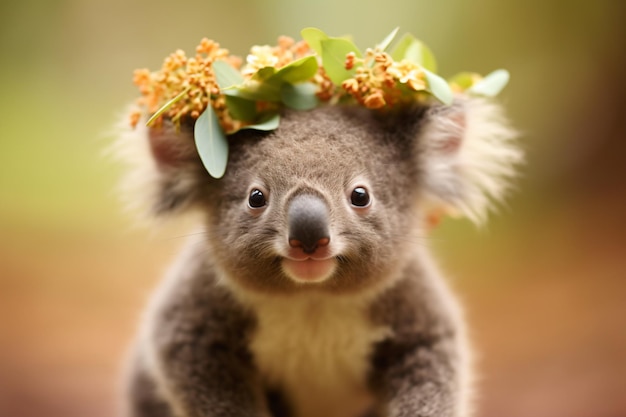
<box><xmin>387</xmin><ymin>60</ymin><xmax>427</xmax><ymax>91</ymax></box>
<box><xmin>242</xmin><ymin>36</ymin><xmax>313</xmax><ymax>78</ymax></box>
<box><xmin>243</xmin><ymin>45</ymin><xmax>280</xmax><ymax>76</ymax></box>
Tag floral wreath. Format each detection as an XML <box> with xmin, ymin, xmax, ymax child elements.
<box><xmin>130</xmin><ymin>27</ymin><xmax>510</xmax><ymax>178</ymax></box>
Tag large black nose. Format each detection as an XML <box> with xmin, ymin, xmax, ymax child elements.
<box><xmin>287</xmin><ymin>194</ymin><xmax>330</xmax><ymax>254</ymax></box>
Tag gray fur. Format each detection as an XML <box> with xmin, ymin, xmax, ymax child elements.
<box><xmin>119</xmin><ymin>100</ymin><xmax>519</xmax><ymax>417</ymax></box>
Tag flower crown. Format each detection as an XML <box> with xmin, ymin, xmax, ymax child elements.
<box><xmin>130</xmin><ymin>27</ymin><xmax>510</xmax><ymax>178</ymax></box>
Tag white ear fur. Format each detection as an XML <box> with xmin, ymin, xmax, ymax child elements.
<box><xmin>109</xmin><ymin>113</ymin><xmax>200</xmax><ymax>221</ymax></box>
<box><xmin>109</xmin><ymin>114</ymin><xmax>161</xmax><ymax>219</ymax></box>
<box><xmin>419</xmin><ymin>98</ymin><xmax>523</xmax><ymax>224</ymax></box>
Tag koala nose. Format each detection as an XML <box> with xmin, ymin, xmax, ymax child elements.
<box><xmin>287</xmin><ymin>194</ymin><xmax>331</xmax><ymax>254</ymax></box>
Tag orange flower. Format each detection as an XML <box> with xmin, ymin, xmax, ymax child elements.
<box><xmin>342</xmin><ymin>78</ymin><xmax>359</xmax><ymax>94</ymax></box>
<box><xmin>363</xmin><ymin>92</ymin><xmax>386</xmax><ymax>109</ymax></box>
<box><xmin>131</xmin><ymin>38</ymin><xmax>236</xmax><ymax>130</ymax></box>
<box><xmin>132</xmin><ymin>68</ymin><xmax>151</xmax><ymax>86</ymax></box>
<box><xmin>129</xmin><ymin>109</ymin><xmax>141</xmax><ymax>128</ymax></box>
<box><xmin>344</xmin><ymin>52</ymin><xmax>357</xmax><ymax>70</ymax></box>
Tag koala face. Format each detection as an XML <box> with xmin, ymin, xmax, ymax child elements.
<box><xmin>205</xmin><ymin>106</ymin><xmax>426</xmax><ymax>295</ymax></box>
<box><xmin>123</xmin><ymin>99</ymin><xmax>520</xmax><ymax>295</ymax></box>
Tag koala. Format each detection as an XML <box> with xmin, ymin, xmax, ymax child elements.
<box><xmin>117</xmin><ymin>98</ymin><xmax>521</xmax><ymax>417</ymax></box>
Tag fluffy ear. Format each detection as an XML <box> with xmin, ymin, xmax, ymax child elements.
<box><xmin>418</xmin><ymin>98</ymin><xmax>523</xmax><ymax>224</ymax></box>
<box><xmin>112</xmin><ymin>116</ymin><xmax>209</xmax><ymax>218</ymax></box>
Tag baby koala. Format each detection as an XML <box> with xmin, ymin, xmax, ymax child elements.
<box><xmin>118</xmin><ymin>99</ymin><xmax>521</xmax><ymax>417</ymax></box>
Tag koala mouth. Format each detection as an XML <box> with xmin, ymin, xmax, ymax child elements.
<box><xmin>281</xmin><ymin>257</ymin><xmax>337</xmax><ymax>283</ymax></box>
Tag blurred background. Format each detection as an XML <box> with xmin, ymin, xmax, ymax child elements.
<box><xmin>1</xmin><ymin>0</ymin><xmax>625</xmax><ymax>416</ymax></box>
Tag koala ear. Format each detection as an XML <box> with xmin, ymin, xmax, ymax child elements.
<box><xmin>113</xmin><ymin>116</ymin><xmax>208</xmax><ymax>218</ymax></box>
<box><xmin>418</xmin><ymin>98</ymin><xmax>523</xmax><ymax>224</ymax></box>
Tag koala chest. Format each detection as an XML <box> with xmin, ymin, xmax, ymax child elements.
<box><xmin>247</xmin><ymin>294</ymin><xmax>391</xmax><ymax>417</ymax></box>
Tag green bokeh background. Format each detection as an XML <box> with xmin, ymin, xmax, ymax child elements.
<box><xmin>1</xmin><ymin>1</ymin><xmax>625</xmax><ymax>417</ymax></box>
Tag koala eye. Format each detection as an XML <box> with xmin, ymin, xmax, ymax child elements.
<box><xmin>350</xmin><ymin>187</ymin><xmax>371</xmax><ymax>208</ymax></box>
<box><xmin>248</xmin><ymin>189</ymin><xmax>267</xmax><ymax>209</ymax></box>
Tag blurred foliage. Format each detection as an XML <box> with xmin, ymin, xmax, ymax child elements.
<box><xmin>1</xmin><ymin>0</ymin><xmax>624</xmax><ymax>235</ymax></box>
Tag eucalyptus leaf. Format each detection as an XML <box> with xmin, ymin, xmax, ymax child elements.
<box><xmin>390</xmin><ymin>34</ymin><xmax>437</xmax><ymax>73</ymax></box>
<box><xmin>231</xmin><ymin>81</ymin><xmax>281</xmax><ymax>102</ymax></box>
<box><xmin>448</xmin><ymin>72</ymin><xmax>481</xmax><ymax>91</ymax></box>
<box><xmin>468</xmin><ymin>69</ymin><xmax>510</xmax><ymax>97</ymax></box>
<box><xmin>377</xmin><ymin>27</ymin><xmax>399</xmax><ymax>52</ymax></box>
<box><xmin>235</xmin><ymin>57</ymin><xmax>318</xmax><ymax>102</ymax></box>
<box><xmin>281</xmin><ymin>82</ymin><xmax>319</xmax><ymax>110</ymax></box>
<box><xmin>241</xmin><ymin>113</ymin><xmax>280</xmax><ymax>131</ymax></box>
<box><xmin>423</xmin><ymin>69</ymin><xmax>453</xmax><ymax>105</ymax></box>
<box><xmin>390</xmin><ymin>33</ymin><xmax>413</xmax><ymax>61</ymax></box>
<box><xmin>213</xmin><ymin>60</ymin><xmax>244</xmax><ymax>90</ymax></box>
<box><xmin>320</xmin><ymin>38</ymin><xmax>362</xmax><ymax>85</ymax></box>
<box><xmin>194</xmin><ymin>107</ymin><xmax>229</xmax><ymax>179</ymax></box>
<box><xmin>271</xmin><ymin>56</ymin><xmax>318</xmax><ymax>84</ymax></box>
<box><xmin>252</xmin><ymin>67</ymin><xmax>276</xmax><ymax>82</ymax></box>
<box><xmin>406</xmin><ymin>42</ymin><xmax>437</xmax><ymax>73</ymax></box>
<box><xmin>145</xmin><ymin>86</ymin><xmax>190</xmax><ymax>127</ymax></box>
<box><xmin>224</xmin><ymin>95</ymin><xmax>257</xmax><ymax>122</ymax></box>
<box><xmin>300</xmin><ymin>27</ymin><xmax>329</xmax><ymax>56</ymax></box>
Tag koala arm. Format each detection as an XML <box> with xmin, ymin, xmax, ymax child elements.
<box><xmin>370</xmin><ymin>265</ymin><xmax>469</xmax><ymax>417</ymax></box>
<box><xmin>136</xmin><ymin>241</ymin><xmax>264</xmax><ymax>417</ymax></box>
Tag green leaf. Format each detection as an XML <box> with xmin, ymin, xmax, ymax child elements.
<box><xmin>194</xmin><ymin>106</ymin><xmax>229</xmax><ymax>179</ymax></box>
<box><xmin>407</xmin><ymin>42</ymin><xmax>437</xmax><ymax>73</ymax></box>
<box><xmin>241</xmin><ymin>113</ymin><xmax>280</xmax><ymax>131</ymax></box>
<box><xmin>377</xmin><ymin>27</ymin><xmax>399</xmax><ymax>52</ymax></box>
<box><xmin>145</xmin><ymin>86</ymin><xmax>191</xmax><ymax>127</ymax></box>
<box><xmin>213</xmin><ymin>60</ymin><xmax>244</xmax><ymax>90</ymax></box>
<box><xmin>230</xmin><ymin>81</ymin><xmax>281</xmax><ymax>102</ymax></box>
<box><xmin>468</xmin><ymin>69</ymin><xmax>510</xmax><ymax>97</ymax></box>
<box><xmin>281</xmin><ymin>82</ymin><xmax>319</xmax><ymax>110</ymax></box>
<box><xmin>234</xmin><ymin>56</ymin><xmax>318</xmax><ymax>102</ymax></box>
<box><xmin>320</xmin><ymin>38</ymin><xmax>362</xmax><ymax>85</ymax></box>
<box><xmin>224</xmin><ymin>95</ymin><xmax>257</xmax><ymax>121</ymax></box>
<box><xmin>390</xmin><ymin>34</ymin><xmax>437</xmax><ymax>73</ymax></box>
<box><xmin>300</xmin><ymin>27</ymin><xmax>329</xmax><ymax>56</ymax></box>
<box><xmin>423</xmin><ymin>69</ymin><xmax>453</xmax><ymax>105</ymax></box>
<box><xmin>232</xmin><ymin>57</ymin><xmax>318</xmax><ymax>103</ymax></box>
<box><xmin>271</xmin><ymin>56</ymin><xmax>318</xmax><ymax>84</ymax></box>
<box><xmin>448</xmin><ymin>72</ymin><xmax>481</xmax><ymax>91</ymax></box>
<box><xmin>390</xmin><ymin>33</ymin><xmax>411</xmax><ymax>61</ymax></box>
<box><xmin>252</xmin><ymin>67</ymin><xmax>276</xmax><ymax>82</ymax></box>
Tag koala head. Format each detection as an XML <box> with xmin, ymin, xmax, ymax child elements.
<box><xmin>117</xmin><ymin>98</ymin><xmax>521</xmax><ymax>295</ymax></box>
